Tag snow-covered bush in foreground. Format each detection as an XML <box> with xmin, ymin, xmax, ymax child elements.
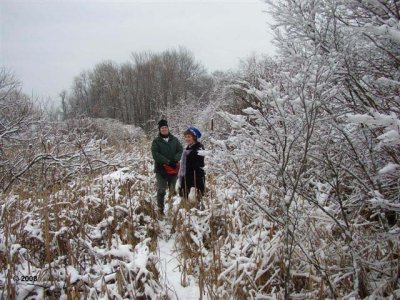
<box><xmin>169</xmin><ymin>1</ymin><xmax>400</xmax><ymax>299</ymax></box>
<box><xmin>0</xmin><ymin>152</ymin><xmax>165</xmax><ymax>299</ymax></box>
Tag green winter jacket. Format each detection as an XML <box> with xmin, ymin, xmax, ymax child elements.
<box><xmin>151</xmin><ymin>134</ymin><xmax>183</xmax><ymax>174</ymax></box>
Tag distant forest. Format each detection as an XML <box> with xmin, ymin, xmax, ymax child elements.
<box><xmin>63</xmin><ymin>47</ymin><xmax>214</xmax><ymax>130</ymax></box>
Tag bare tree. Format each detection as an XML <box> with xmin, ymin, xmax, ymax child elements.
<box><xmin>66</xmin><ymin>48</ymin><xmax>213</xmax><ymax>131</ymax></box>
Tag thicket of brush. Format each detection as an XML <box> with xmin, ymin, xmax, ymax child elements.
<box><xmin>1</xmin><ymin>146</ymin><xmax>167</xmax><ymax>299</ymax></box>
<box><xmin>171</xmin><ymin>150</ymin><xmax>399</xmax><ymax>299</ymax></box>
<box><xmin>171</xmin><ymin>0</ymin><xmax>400</xmax><ymax>298</ymax></box>
<box><xmin>1</xmin><ymin>81</ymin><xmax>165</xmax><ymax>298</ymax></box>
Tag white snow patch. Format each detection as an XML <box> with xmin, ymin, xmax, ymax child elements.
<box><xmin>378</xmin><ymin>163</ymin><xmax>399</xmax><ymax>174</ymax></box>
<box><xmin>67</xmin><ymin>265</ymin><xmax>81</xmax><ymax>283</ymax></box>
<box><xmin>157</xmin><ymin>238</ymin><xmax>201</xmax><ymax>300</ymax></box>
<box><xmin>107</xmin><ymin>244</ymin><xmax>133</xmax><ymax>258</ymax></box>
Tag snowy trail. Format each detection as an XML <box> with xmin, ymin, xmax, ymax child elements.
<box><xmin>157</xmin><ymin>222</ymin><xmax>201</xmax><ymax>300</ymax></box>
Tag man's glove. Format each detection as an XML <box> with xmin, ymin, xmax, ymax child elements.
<box><xmin>168</xmin><ymin>160</ymin><xmax>176</xmax><ymax>168</ymax></box>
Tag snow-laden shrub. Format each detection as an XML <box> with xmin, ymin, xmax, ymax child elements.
<box><xmin>174</xmin><ymin>1</ymin><xmax>400</xmax><ymax>298</ymax></box>
<box><xmin>1</xmin><ymin>115</ymin><xmax>145</xmax><ymax>194</ymax></box>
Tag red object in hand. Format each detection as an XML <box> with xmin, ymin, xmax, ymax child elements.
<box><xmin>163</xmin><ymin>162</ymin><xmax>180</xmax><ymax>175</ymax></box>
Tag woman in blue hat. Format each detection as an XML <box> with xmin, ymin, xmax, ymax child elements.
<box><xmin>176</xmin><ymin>127</ymin><xmax>206</xmax><ymax>203</ymax></box>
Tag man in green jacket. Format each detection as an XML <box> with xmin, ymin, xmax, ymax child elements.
<box><xmin>151</xmin><ymin>119</ymin><xmax>183</xmax><ymax>215</ymax></box>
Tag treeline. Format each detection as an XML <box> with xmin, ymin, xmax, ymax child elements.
<box><xmin>64</xmin><ymin>47</ymin><xmax>214</xmax><ymax>130</ymax></box>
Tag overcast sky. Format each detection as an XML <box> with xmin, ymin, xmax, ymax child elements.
<box><xmin>1</xmin><ymin>0</ymin><xmax>275</xmax><ymax>102</ymax></box>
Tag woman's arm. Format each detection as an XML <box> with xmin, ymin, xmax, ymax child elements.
<box><xmin>191</xmin><ymin>145</ymin><xmax>205</xmax><ymax>169</ymax></box>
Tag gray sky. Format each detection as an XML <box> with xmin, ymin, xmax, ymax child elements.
<box><xmin>1</xmin><ymin>0</ymin><xmax>274</xmax><ymax>102</ymax></box>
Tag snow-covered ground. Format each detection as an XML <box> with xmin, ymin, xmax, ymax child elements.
<box><xmin>1</xmin><ymin>138</ymin><xmax>399</xmax><ymax>299</ymax></box>
<box><xmin>157</xmin><ymin>235</ymin><xmax>201</xmax><ymax>300</ymax></box>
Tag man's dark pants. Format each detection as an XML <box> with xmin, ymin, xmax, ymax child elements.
<box><xmin>156</xmin><ymin>173</ymin><xmax>177</xmax><ymax>212</ymax></box>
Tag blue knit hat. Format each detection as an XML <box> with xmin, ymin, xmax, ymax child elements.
<box><xmin>186</xmin><ymin>127</ymin><xmax>202</xmax><ymax>140</ymax></box>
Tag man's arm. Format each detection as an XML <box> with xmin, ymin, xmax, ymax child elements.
<box><xmin>174</xmin><ymin>139</ymin><xmax>183</xmax><ymax>162</ymax></box>
<box><xmin>151</xmin><ymin>140</ymin><xmax>169</xmax><ymax>164</ymax></box>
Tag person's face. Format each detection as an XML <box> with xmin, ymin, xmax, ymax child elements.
<box><xmin>184</xmin><ymin>133</ymin><xmax>195</xmax><ymax>145</ymax></box>
<box><xmin>160</xmin><ymin>126</ymin><xmax>169</xmax><ymax>136</ymax></box>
